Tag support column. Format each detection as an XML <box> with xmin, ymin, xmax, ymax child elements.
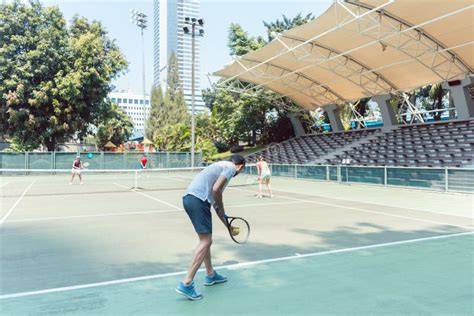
<box><xmin>324</xmin><ymin>104</ymin><xmax>344</xmax><ymax>133</ymax></box>
<box><xmin>287</xmin><ymin>113</ymin><xmax>305</xmax><ymax>137</ymax></box>
<box><xmin>442</xmin><ymin>77</ymin><xmax>474</xmax><ymax>119</ymax></box>
<box><xmin>373</xmin><ymin>94</ymin><xmax>397</xmax><ymax>130</ymax></box>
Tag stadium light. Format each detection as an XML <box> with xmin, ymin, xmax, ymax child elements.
<box><xmin>183</xmin><ymin>16</ymin><xmax>205</xmax><ymax>167</ymax></box>
<box><xmin>130</xmin><ymin>9</ymin><xmax>148</xmax><ymax>139</ymax></box>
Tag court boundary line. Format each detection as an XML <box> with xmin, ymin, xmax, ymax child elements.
<box><xmin>113</xmin><ymin>183</ymin><xmax>182</xmax><ymax>210</ymax></box>
<box><xmin>0</xmin><ymin>180</ymin><xmax>36</xmax><ymax>225</ymax></box>
<box><xmin>267</xmin><ymin>179</ymin><xmax>473</xmax><ymax>219</ymax></box>
<box><xmin>3</xmin><ymin>200</ymin><xmax>307</xmax><ymax>223</ymax></box>
<box><xmin>231</xmin><ymin>187</ymin><xmax>473</xmax><ymax>230</ymax></box>
<box><xmin>5</xmin><ymin>209</ymin><xmax>180</xmax><ymax>223</ymax></box>
<box><xmin>0</xmin><ymin>231</ymin><xmax>471</xmax><ymax>300</ymax></box>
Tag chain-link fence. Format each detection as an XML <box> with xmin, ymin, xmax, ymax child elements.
<box><xmin>243</xmin><ymin>164</ymin><xmax>473</xmax><ymax>193</ymax></box>
<box><xmin>0</xmin><ymin>152</ymin><xmax>203</xmax><ymax>170</ymax></box>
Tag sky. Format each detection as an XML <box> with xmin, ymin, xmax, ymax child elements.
<box><xmin>36</xmin><ymin>0</ymin><xmax>333</xmax><ymax>94</ymax></box>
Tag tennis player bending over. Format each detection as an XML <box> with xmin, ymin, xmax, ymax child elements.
<box><xmin>70</xmin><ymin>156</ymin><xmax>83</xmax><ymax>185</ymax></box>
<box><xmin>256</xmin><ymin>155</ymin><xmax>273</xmax><ymax>198</ymax></box>
<box><xmin>176</xmin><ymin>155</ymin><xmax>246</xmax><ymax>300</ymax></box>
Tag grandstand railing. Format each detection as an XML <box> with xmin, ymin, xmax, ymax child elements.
<box><xmin>245</xmin><ymin>164</ymin><xmax>473</xmax><ymax>193</ymax></box>
<box><xmin>0</xmin><ymin>151</ymin><xmax>202</xmax><ymax>169</ymax></box>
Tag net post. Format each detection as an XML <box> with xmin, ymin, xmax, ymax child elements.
<box><xmin>25</xmin><ymin>151</ymin><xmax>29</xmax><ymax>170</ymax></box>
<box><xmin>445</xmin><ymin>167</ymin><xmax>448</xmax><ymax>192</ymax></box>
<box><xmin>384</xmin><ymin>166</ymin><xmax>388</xmax><ymax>186</ymax></box>
<box><xmin>326</xmin><ymin>165</ymin><xmax>329</xmax><ymax>181</ymax></box>
<box><xmin>337</xmin><ymin>165</ymin><xmax>341</xmax><ymax>182</ymax></box>
<box><xmin>294</xmin><ymin>164</ymin><xmax>298</xmax><ymax>178</ymax></box>
<box><xmin>100</xmin><ymin>151</ymin><xmax>104</xmax><ymax>169</ymax></box>
<box><xmin>134</xmin><ymin>170</ymin><xmax>138</xmax><ymax>189</ymax></box>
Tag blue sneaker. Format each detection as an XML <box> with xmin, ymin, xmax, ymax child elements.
<box><xmin>175</xmin><ymin>281</ymin><xmax>203</xmax><ymax>300</ymax></box>
<box><xmin>204</xmin><ymin>271</ymin><xmax>227</xmax><ymax>286</ymax></box>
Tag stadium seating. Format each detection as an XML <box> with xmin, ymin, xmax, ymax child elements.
<box><xmin>247</xmin><ymin>119</ymin><xmax>474</xmax><ymax>168</ymax></box>
<box><xmin>329</xmin><ymin>120</ymin><xmax>474</xmax><ymax>167</ymax></box>
<box><xmin>246</xmin><ymin>128</ymin><xmax>380</xmax><ymax>164</ymax></box>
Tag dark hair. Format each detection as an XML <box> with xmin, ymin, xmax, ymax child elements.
<box><xmin>229</xmin><ymin>154</ymin><xmax>246</xmax><ymax>167</ymax></box>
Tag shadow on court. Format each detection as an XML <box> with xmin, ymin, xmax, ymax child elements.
<box><xmin>0</xmin><ymin>177</ymin><xmax>472</xmax><ymax>315</ymax></box>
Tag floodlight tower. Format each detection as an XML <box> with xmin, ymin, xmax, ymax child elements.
<box><xmin>183</xmin><ymin>17</ymin><xmax>204</xmax><ymax>167</ymax></box>
<box><xmin>130</xmin><ymin>9</ymin><xmax>148</xmax><ymax>137</ymax></box>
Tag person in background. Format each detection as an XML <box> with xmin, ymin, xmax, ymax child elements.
<box><xmin>70</xmin><ymin>156</ymin><xmax>83</xmax><ymax>185</ymax></box>
<box><xmin>140</xmin><ymin>155</ymin><xmax>148</xmax><ymax>169</ymax></box>
<box><xmin>256</xmin><ymin>155</ymin><xmax>273</xmax><ymax>198</ymax></box>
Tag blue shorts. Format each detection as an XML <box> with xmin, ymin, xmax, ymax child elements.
<box><xmin>182</xmin><ymin>194</ymin><xmax>212</xmax><ymax>234</ymax></box>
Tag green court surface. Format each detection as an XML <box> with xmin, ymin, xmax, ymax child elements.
<box><xmin>0</xmin><ymin>174</ymin><xmax>473</xmax><ymax>315</ymax></box>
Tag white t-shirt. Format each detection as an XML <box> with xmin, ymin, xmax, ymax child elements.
<box><xmin>184</xmin><ymin>161</ymin><xmax>236</xmax><ymax>204</ymax></box>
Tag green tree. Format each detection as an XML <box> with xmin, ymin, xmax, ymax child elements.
<box><xmin>147</xmin><ymin>52</ymin><xmax>190</xmax><ymax>142</ymax></box>
<box><xmin>165</xmin><ymin>52</ymin><xmax>189</xmax><ymax>123</ymax></box>
<box><xmin>145</xmin><ymin>84</ymin><xmax>165</xmax><ymax>139</ymax></box>
<box><xmin>228</xmin><ymin>23</ymin><xmax>265</xmax><ymax>56</ymax></box>
<box><xmin>0</xmin><ymin>0</ymin><xmax>127</xmax><ymax>151</ymax></box>
<box><xmin>219</xmin><ymin>14</ymin><xmax>316</xmax><ymax>147</ymax></box>
<box><xmin>95</xmin><ymin>103</ymin><xmax>133</xmax><ymax>150</ymax></box>
<box><xmin>263</xmin><ymin>13</ymin><xmax>315</xmax><ymax>41</ymax></box>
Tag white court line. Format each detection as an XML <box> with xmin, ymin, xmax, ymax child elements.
<box><xmin>113</xmin><ymin>183</ymin><xmax>182</xmax><ymax>210</ymax></box>
<box><xmin>5</xmin><ymin>209</ymin><xmax>181</xmax><ymax>223</ymax></box>
<box><xmin>0</xmin><ymin>180</ymin><xmax>36</xmax><ymax>225</ymax></box>
<box><xmin>1</xmin><ymin>231</ymin><xmax>472</xmax><ymax>300</ymax></box>
<box><xmin>269</xmin><ymin>181</ymin><xmax>473</xmax><ymax>219</ymax></box>
<box><xmin>2</xmin><ymin>200</ymin><xmax>308</xmax><ymax>223</ymax></box>
<box><xmin>0</xmin><ymin>181</ymin><xmax>11</xmax><ymax>188</ymax></box>
<box><xmin>231</xmin><ymin>187</ymin><xmax>474</xmax><ymax>230</ymax></box>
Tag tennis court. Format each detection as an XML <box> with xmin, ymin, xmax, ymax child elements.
<box><xmin>0</xmin><ymin>169</ymin><xmax>472</xmax><ymax>315</ymax></box>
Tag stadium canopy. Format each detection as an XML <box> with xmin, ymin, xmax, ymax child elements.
<box><xmin>214</xmin><ymin>0</ymin><xmax>474</xmax><ymax>110</ymax></box>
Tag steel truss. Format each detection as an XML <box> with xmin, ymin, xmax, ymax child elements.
<box><xmin>216</xmin><ymin>0</ymin><xmax>473</xmax><ymax>108</ymax></box>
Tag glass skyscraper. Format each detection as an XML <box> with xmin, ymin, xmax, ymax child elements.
<box><xmin>153</xmin><ymin>0</ymin><xmax>205</xmax><ymax>111</ymax></box>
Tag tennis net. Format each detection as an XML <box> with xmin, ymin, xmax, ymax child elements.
<box><xmin>0</xmin><ymin>165</ymin><xmax>259</xmax><ymax>197</ymax></box>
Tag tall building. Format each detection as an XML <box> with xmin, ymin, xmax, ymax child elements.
<box><xmin>108</xmin><ymin>92</ymin><xmax>150</xmax><ymax>135</ymax></box>
<box><xmin>153</xmin><ymin>0</ymin><xmax>205</xmax><ymax>111</ymax></box>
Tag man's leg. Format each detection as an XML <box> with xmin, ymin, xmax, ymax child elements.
<box><xmin>183</xmin><ymin>233</ymin><xmax>212</xmax><ymax>285</ymax></box>
<box><xmin>203</xmin><ymin>245</ymin><xmax>214</xmax><ymax>276</ymax></box>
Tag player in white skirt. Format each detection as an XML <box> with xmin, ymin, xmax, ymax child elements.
<box><xmin>256</xmin><ymin>155</ymin><xmax>273</xmax><ymax>198</ymax></box>
<box><xmin>70</xmin><ymin>155</ymin><xmax>83</xmax><ymax>185</ymax></box>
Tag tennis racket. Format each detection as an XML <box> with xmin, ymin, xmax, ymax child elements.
<box><xmin>245</xmin><ymin>175</ymin><xmax>258</xmax><ymax>186</ymax></box>
<box><xmin>82</xmin><ymin>162</ymin><xmax>90</xmax><ymax>168</ymax></box>
<box><xmin>225</xmin><ymin>215</ymin><xmax>250</xmax><ymax>244</ymax></box>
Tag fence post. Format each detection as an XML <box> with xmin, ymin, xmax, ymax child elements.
<box><xmin>326</xmin><ymin>165</ymin><xmax>329</xmax><ymax>181</ymax></box>
<box><xmin>337</xmin><ymin>165</ymin><xmax>341</xmax><ymax>182</ymax></box>
<box><xmin>445</xmin><ymin>167</ymin><xmax>448</xmax><ymax>192</ymax></box>
<box><xmin>166</xmin><ymin>152</ymin><xmax>170</xmax><ymax>169</ymax></box>
<box><xmin>100</xmin><ymin>152</ymin><xmax>104</xmax><ymax>169</ymax></box>
<box><xmin>25</xmin><ymin>152</ymin><xmax>29</xmax><ymax>170</ymax></box>
<box><xmin>294</xmin><ymin>164</ymin><xmax>298</xmax><ymax>178</ymax></box>
<box><xmin>384</xmin><ymin>167</ymin><xmax>388</xmax><ymax>186</ymax></box>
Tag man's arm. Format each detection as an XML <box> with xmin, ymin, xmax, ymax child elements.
<box><xmin>212</xmin><ymin>175</ymin><xmax>229</xmax><ymax>227</ymax></box>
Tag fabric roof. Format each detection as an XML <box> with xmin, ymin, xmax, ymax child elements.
<box><xmin>214</xmin><ymin>0</ymin><xmax>474</xmax><ymax>110</ymax></box>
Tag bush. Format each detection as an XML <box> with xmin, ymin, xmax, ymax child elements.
<box><xmin>214</xmin><ymin>140</ymin><xmax>230</xmax><ymax>153</ymax></box>
<box><xmin>196</xmin><ymin>139</ymin><xmax>218</xmax><ymax>160</ymax></box>
<box><xmin>230</xmin><ymin>145</ymin><xmax>244</xmax><ymax>153</ymax></box>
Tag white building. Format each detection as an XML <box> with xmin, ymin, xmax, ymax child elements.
<box><xmin>108</xmin><ymin>92</ymin><xmax>150</xmax><ymax>134</ymax></box>
<box><xmin>153</xmin><ymin>0</ymin><xmax>205</xmax><ymax>111</ymax></box>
